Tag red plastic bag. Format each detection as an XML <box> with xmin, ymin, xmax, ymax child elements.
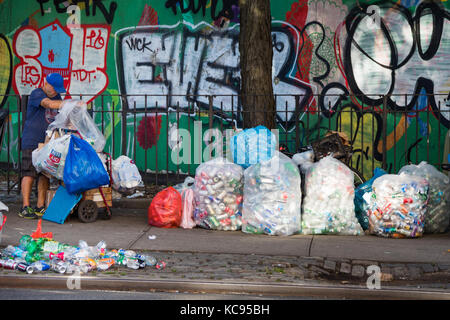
<box><xmin>148</xmin><ymin>187</ymin><xmax>182</xmax><ymax>228</ymax></box>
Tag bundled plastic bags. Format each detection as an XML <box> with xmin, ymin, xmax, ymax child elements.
<box><xmin>180</xmin><ymin>189</ymin><xmax>196</xmax><ymax>229</ymax></box>
<box><xmin>367</xmin><ymin>173</ymin><xmax>429</xmax><ymax>238</ymax></box>
<box><xmin>49</xmin><ymin>99</ymin><xmax>105</xmax><ymax>152</ymax></box>
<box><xmin>230</xmin><ymin>126</ymin><xmax>277</xmax><ymax>169</ymax></box>
<box><xmin>242</xmin><ymin>151</ymin><xmax>302</xmax><ymax>236</ymax></box>
<box><xmin>111</xmin><ymin>156</ymin><xmax>143</xmax><ymax>192</ymax></box>
<box><xmin>193</xmin><ymin>157</ymin><xmax>244</xmax><ymax>230</ymax></box>
<box><xmin>399</xmin><ymin>161</ymin><xmax>449</xmax><ymax>233</ymax></box>
<box><xmin>301</xmin><ymin>156</ymin><xmax>363</xmax><ymax>235</ymax></box>
<box><xmin>354</xmin><ymin>167</ymin><xmax>387</xmax><ymax>230</ymax></box>
<box><xmin>32</xmin><ymin>134</ymin><xmax>71</xmax><ymax>180</ymax></box>
<box><xmin>63</xmin><ymin>135</ymin><xmax>110</xmax><ymax>195</ymax></box>
<box><xmin>148</xmin><ymin>187</ymin><xmax>182</xmax><ymax>228</ymax></box>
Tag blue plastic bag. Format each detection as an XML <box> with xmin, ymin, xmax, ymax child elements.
<box><xmin>354</xmin><ymin>167</ymin><xmax>387</xmax><ymax>230</ymax></box>
<box><xmin>63</xmin><ymin>135</ymin><xmax>110</xmax><ymax>195</ymax></box>
<box><xmin>230</xmin><ymin>126</ymin><xmax>277</xmax><ymax>169</ymax></box>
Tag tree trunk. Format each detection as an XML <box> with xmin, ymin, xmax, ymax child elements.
<box><xmin>239</xmin><ymin>0</ymin><xmax>276</xmax><ymax>129</ymax></box>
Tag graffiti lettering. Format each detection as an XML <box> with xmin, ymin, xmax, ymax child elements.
<box><xmin>343</xmin><ymin>1</ymin><xmax>450</xmax><ymax>127</ymax></box>
<box><xmin>36</xmin><ymin>0</ymin><xmax>117</xmax><ymax>24</ymax></box>
<box><xmin>116</xmin><ymin>21</ymin><xmax>312</xmax><ymax>129</ymax></box>
<box><xmin>12</xmin><ymin>20</ymin><xmax>110</xmax><ymax>103</ymax></box>
<box><xmin>165</xmin><ymin>0</ymin><xmax>238</xmax><ymax>21</ymax></box>
<box><xmin>125</xmin><ymin>37</ymin><xmax>153</xmax><ymax>52</ymax></box>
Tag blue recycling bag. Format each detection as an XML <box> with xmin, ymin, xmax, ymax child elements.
<box><xmin>63</xmin><ymin>135</ymin><xmax>110</xmax><ymax>195</ymax></box>
<box><xmin>354</xmin><ymin>167</ymin><xmax>387</xmax><ymax>230</ymax></box>
<box><xmin>230</xmin><ymin>126</ymin><xmax>277</xmax><ymax>168</ymax></box>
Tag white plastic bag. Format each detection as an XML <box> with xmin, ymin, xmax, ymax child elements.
<box><xmin>301</xmin><ymin>156</ymin><xmax>363</xmax><ymax>235</ymax></box>
<box><xmin>32</xmin><ymin>134</ymin><xmax>71</xmax><ymax>180</ymax></box>
<box><xmin>398</xmin><ymin>161</ymin><xmax>449</xmax><ymax>233</ymax></box>
<box><xmin>242</xmin><ymin>151</ymin><xmax>302</xmax><ymax>236</ymax></box>
<box><xmin>49</xmin><ymin>99</ymin><xmax>105</xmax><ymax>152</ymax></box>
<box><xmin>173</xmin><ymin>176</ymin><xmax>195</xmax><ymax>194</ymax></box>
<box><xmin>180</xmin><ymin>188</ymin><xmax>196</xmax><ymax>229</ymax></box>
<box><xmin>111</xmin><ymin>155</ymin><xmax>143</xmax><ymax>192</ymax></box>
<box><xmin>193</xmin><ymin>157</ymin><xmax>244</xmax><ymax>230</ymax></box>
<box><xmin>367</xmin><ymin>173</ymin><xmax>429</xmax><ymax>238</ymax></box>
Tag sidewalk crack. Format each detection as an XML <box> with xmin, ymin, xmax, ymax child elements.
<box><xmin>128</xmin><ymin>225</ymin><xmax>151</xmax><ymax>249</ymax></box>
<box><xmin>307</xmin><ymin>235</ymin><xmax>314</xmax><ymax>257</ymax></box>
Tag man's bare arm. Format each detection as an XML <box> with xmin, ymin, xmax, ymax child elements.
<box><xmin>41</xmin><ymin>98</ymin><xmax>63</xmax><ymax>109</ymax></box>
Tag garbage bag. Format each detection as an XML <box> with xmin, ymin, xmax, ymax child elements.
<box><xmin>193</xmin><ymin>157</ymin><xmax>244</xmax><ymax>230</ymax></box>
<box><xmin>173</xmin><ymin>176</ymin><xmax>195</xmax><ymax>194</ymax></box>
<box><xmin>301</xmin><ymin>156</ymin><xmax>363</xmax><ymax>235</ymax></box>
<box><xmin>230</xmin><ymin>125</ymin><xmax>277</xmax><ymax>169</ymax></box>
<box><xmin>398</xmin><ymin>161</ymin><xmax>449</xmax><ymax>233</ymax></box>
<box><xmin>242</xmin><ymin>151</ymin><xmax>302</xmax><ymax>236</ymax></box>
<box><xmin>111</xmin><ymin>155</ymin><xmax>143</xmax><ymax>192</ymax></box>
<box><xmin>32</xmin><ymin>134</ymin><xmax>71</xmax><ymax>180</ymax></box>
<box><xmin>49</xmin><ymin>99</ymin><xmax>105</xmax><ymax>152</ymax></box>
<box><xmin>180</xmin><ymin>188</ymin><xmax>196</xmax><ymax>229</ymax></box>
<box><xmin>354</xmin><ymin>167</ymin><xmax>387</xmax><ymax>230</ymax></box>
<box><xmin>63</xmin><ymin>135</ymin><xmax>110</xmax><ymax>195</ymax></box>
<box><xmin>148</xmin><ymin>187</ymin><xmax>182</xmax><ymax>228</ymax></box>
<box><xmin>367</xmin><ymin>173</ymin><xmax>429</xmax><ymax>238</ymax></box>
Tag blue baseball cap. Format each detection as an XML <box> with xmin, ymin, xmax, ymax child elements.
<box><xmin>46</xmin><ymin>73</ymin><xmax>66</xmax><ymax>93</ymax></box>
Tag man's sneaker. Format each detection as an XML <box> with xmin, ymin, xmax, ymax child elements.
<box><xmin>19</xmin><ymin>206</ymin><xmax>37</xmax><ymax>219</ymax></box>
<box><xmin>34</xmin><ymin>206</ymin><xmax>46</xmax><ymax>217</ymax></box>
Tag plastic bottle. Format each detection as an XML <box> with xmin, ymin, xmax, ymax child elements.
<box><xmin>126</xmin><ymin>258</ymin><xmax>140</xmax><ymax>270</ymax></box>
<box><xmin>137</xmin><ymin>254</ymin><xmax>157</xmax><ymax>266</ymax></box>
<box><xmin>97</xmin><ymin>258</ymin><xmax>115</xmax><ymax>271</ymax></box>
<box><xmin>156</xmin><ymin>261</ymin><xmax>166</xmax><ymax>270</ymax></box>
<box><xmin>31</xmin><ymin>261</ymin><xmax>51</xmax><ymax>272</ymax></box>
<box><xmin>19</xmin><ymin>235</ymin><xmax>32</xmax><ymax>250</ymax></box>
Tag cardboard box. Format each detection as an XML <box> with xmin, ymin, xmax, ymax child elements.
<box><xmin>83</xmin><ymin>187</ymin><xmax>112</xmax><ymax>208</ymax></box>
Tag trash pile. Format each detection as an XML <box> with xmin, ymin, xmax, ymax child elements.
<box><xmin>147</xmin><ymin>126</ymin><xmax>450</xmax><ymax>238</ymax></box>
<box><xmin>193</xmin><ymin>158</ymin><xmax>244</xmax><ymax>231</ymax></box>
<box><xmin>365</xmin><ymin>173</ymin><xmax>429</xmax><ymax>238</ymax></box>
<box><xmin>398</xmin><ymin>161</ymin><xmax>450</xmax><ymax>233</ymax></box>
<box><xmin>301</xmin><ymin>156</ymin><xmax>363</xmax><ymax>235</ymax></box>
<box><xmin>242</xmin><ymin>151</ymin><xmax>302</xmax><ymax>236</ymax></box>
<box><xmin>0</xmin><ymin>221</ymin><xmax>163</xmax><ymax>274</ymax></box>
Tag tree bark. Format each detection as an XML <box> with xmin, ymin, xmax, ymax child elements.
<box><xmin>239</xmin><ymin>0</ymin><xmax>276</xmax><ymax>129</ymax></box>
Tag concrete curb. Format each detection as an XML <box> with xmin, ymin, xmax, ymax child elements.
<box><xmin>0</xmin><ymin>274</ymin><xmax>449</xmax><ymax>299</ymax></box>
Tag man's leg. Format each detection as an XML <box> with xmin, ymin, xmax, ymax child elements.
<box><xmin>21</xmin><ymin>175</ymin><xmax>35</xmax><ymax>208</ymax></box>
<box><xmin>37</xmin><ymin>174</ymin><xmax>49</xmax><ymax>209</ymax></box>
<box><xmin>19</xmin><ymin>149</ymin><xmax>38</xmax><ymax>219</ymax></box>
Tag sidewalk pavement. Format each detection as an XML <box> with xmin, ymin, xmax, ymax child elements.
<box><xmin>0</xmin><ymin>198</ymin><xmax>449</xmax><ymax>296</ymax></box>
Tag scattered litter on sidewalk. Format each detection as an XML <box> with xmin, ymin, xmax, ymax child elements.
<box><xmin>148</xmin><ymin>235</ymin><xmax>157</xmax><ymax>240</ymax></box>
<box><xmin>0</xmin><ymin>220</ymin><xmax>164</xmax><ymax>275</ymax></box>
<box><xmin>127</xmin><ymin>191</ymin><xmax>145</xmax><ymax>199</ymax></box>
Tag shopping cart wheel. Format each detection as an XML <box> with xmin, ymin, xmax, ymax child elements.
<box><xmin>77</xmin><ymin>200</ymin><xmax>98</xmax><ymax>223</ymax></box>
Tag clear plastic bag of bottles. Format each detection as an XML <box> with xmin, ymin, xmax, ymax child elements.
<box><xmin>301</xmin><ymin>156</ymin><xmax>363</xmax><ymax>235</ymax></box>
<box><xmin>48</xmin><ymin>99</ymin><xmax>105</xmax><ymax>152</ymax></box>
<box><xmin>242</xmin><ymin>151</ymin><xmax>302</xmax><ymax>236</ymax></box>
<box><xmin>193</xmin><ymin>157</ymin><xmax>244</xmax><ymax>230</ymax></box>
<box><xmin>367</xmin><ymin>173</ymin><xmax>429</xmax><ymax>238</ymax></box>
<box><xmin>398</xmin><ymin>161</ymin><xmax>449</xmax><ymax>233</ymax></box>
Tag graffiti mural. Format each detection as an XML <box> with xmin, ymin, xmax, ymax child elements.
<box><xmin>0</xmin><ymin>0</ymin><xmax>449</xmax><ymax>179</ymax></box>
<box><xmin>12</xmin><ymin>19</ymin><xmax>110</xmax><ymax>103</ymax></box>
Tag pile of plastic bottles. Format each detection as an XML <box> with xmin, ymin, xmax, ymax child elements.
<box><xmin>193</xmin><ymin>158</ymin><xmax>244</xmax><ymax>230</ymax></box>
<box><xmin>0</xmin><ymin>235</ymin><xmax>164</xmax><ymax>274</ymax></box>
<box><xmin>367</xmin><ymin>173</ymin><xmax>429</xmax><ymax>238</ymax></box>
<box><xmin>242</xmin><ymin>151</ymin><xmax>302</xmax><ymax>236</ymax></box>
<box><xmin>398</xmin><ymin>161</ymin><xmax>450</xmax><ymax>234</ymax></box>
<box><xmin>301</xmin><ymin>156</ymin><xmax>363</xmax><ymax>235</ymax></box>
